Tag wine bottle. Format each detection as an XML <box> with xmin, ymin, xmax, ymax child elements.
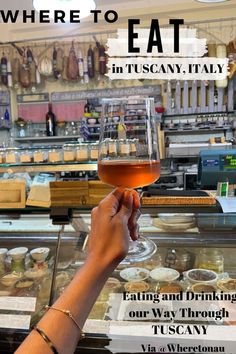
<box><xmin>46</xmin><ymin>103</ymin><xmax>56</xmax><ymax>136</ymax></box>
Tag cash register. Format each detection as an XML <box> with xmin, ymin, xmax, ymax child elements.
<box><xmin>198</xmin><ymin>149</ymin><xmax>236</xmax><ymax>189</ymax></box>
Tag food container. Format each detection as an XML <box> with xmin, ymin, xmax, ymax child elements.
<box><xmin>98</xmin><ymin>277</ymin><xmax>121</xmax><ymax>301</ymax></box>
<box><xmin>33</xmin><ymin>150</ymin><xmax>47</xmax><ymax>163</ymax></box>
<box><xmin>20</xmin><ymin>150</ymin><xmax>32</xmax><ymax>163</ymax></box>
<box><xmin>5</xmin><ymin>149</ymin><xmax>19</xmax><ymax>164</ymax></box>
<box><xmin>118</xmin><ymin>139</ymin><xmax>130</xmax><ymax>157</ymax></box>
<box><xmin>1</xmin><ymin>272</ymin><xmax>23</xmax><ymax>287</ymax></box>
<box><xmin>159</xmin><ymin>283</ymin><xmax>183</xmax><ymax>293</ymax></box>
<box><xmin>217</xmin><ymin>278</ymin><xmax>236</xmax><ymax>292</ymax></box>
<box><xmin>0</xmin><ymin>248</ymin><xmax>7</xmax><ymax>275</ymax></box>
<box><xmin>30</xmin><ymin>247</ymin><xmax>50</xmax><ymax>262</ymax></box>
<box><xmin>48</xmin><ymin>148</ymin><xmax>62</xmax><ymax>163</ymax></box>
<box><xmin>164</xmin><ymin>249</ymin><xmax>191</xmax><ymax>273</ymax></box>
<box><xmin>124</xmin><ymin>281</ymin><xmax>149</xmax><ymax>292</ymax></box>
<box><xmin>185</xmin><ymin>268</ymin><xmax>218</xmax><ymax>284</ymax></box>
<box><xmin>191</xmin><ymin>283</ymin><xmax>216</xmax><ymax>293</ymax></box>
<box><xmin>8</xmin><ymin>247</ymin><xmax>28</xmax><ymax>272</ymax></box>
<box><xmin>120</xmin><ymin>267</ymin><xmax>150</xmax><ymax>282</ymax></box>
<box><xmin>0</xmin><ymin>151</ymin><xmax>5</xmax><ymax>164</ymax></box>
<box><xmin>196</xmin><ymin>249</ymin><xmax>224</xmax><ymax>273</ymax></box>
<box><xmin>129</xmin><ymin>139</ymin><xmax>138</xmax><ymax>157</ymax></box>
<box><xmin>15</xmin><ymin>278</ymin><xmax>34</xmax><ymax>289</ymax></box>
<box><xmin>75</xmin><ymin>144</ymin><xmax>89</xmax><ymax>162</ymax></box>
<box><xmin>108</xmin><ymin>139</ymin><xmax>117</xmax><ymax>157</ymax></box>
<box><xmin>150</xmin><ymin>267</ymin><xmax>180</xmax><ymax>282</ymax></box>
<box><xmin>90</xmin><ymin>143</ymin><xmax>99</xmax><ymax>161</ymax></box>
<box><xmin>100</xmin><ymin>140</ymin><xmax>108</xmax><ymax>158</ymax></box>
<box><xmin>63</xmin><ymin>144</ymin><xmax>75</xmax><ymax>162</ymax></box>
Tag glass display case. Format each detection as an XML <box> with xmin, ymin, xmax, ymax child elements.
<box><xmin>0</xmin><ymin>207</ymin><xmax>236</xmax><ymax>353</ymax></box>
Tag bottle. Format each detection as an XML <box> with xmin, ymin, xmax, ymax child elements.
<box><xmin>4</xmin><ymin>109</ymin><xmax>10</xmax><ymax>128</ymax></box>
<box><xmin>46</xmin><ymin>103</ymin><xmax>56</xmax><ymax>136</ymax></box>
<box><xmin>84</xmin><ymin>101</ymin><xmax>90</xmax><ymax>114</ymax></box>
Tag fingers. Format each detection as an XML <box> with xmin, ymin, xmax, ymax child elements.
<box><xmin>98</xmin><ymin>188</ymin><xmax>125</xmax><ymax>217</ymax></box>
<box><xmin>130</xmin><ymin>190</ymin><xmax>141</xmax><ymax>210</ymax></box>
<box><xmin>128</xmin><ymin>209</ymin><xmax>141</xmax><ymax>241</ymax></box>
<box><xmin>117</xmin><ymin>191</ymin><xmax>133</xmax><ymax>221</ymax></box>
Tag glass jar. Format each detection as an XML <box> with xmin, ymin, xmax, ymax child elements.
<box><xmin>0</xmin><ymin>150</ymin><xmax>5</xmax><ymax>164</ymax></box>
<box><xmin>63</xmin><ymin>144</ymin><xmax>75</xmax><ymax>162</ymax></box>
<box><xmin>164</xmin><ymin>249</ymin><xmax>191</xmax><ymax>274</ymax></box>
<box><xmin>90</xmin><ymin>143</ymin><xmax>99</xmax><ymax>161</ymax></box>
<box><xmin>108</xmin><ymin>139</ymin><xmax>117</xmax><ymax>157</ymax></box>
<box><xmin>33</xmin><ymin>150</ymin><xmax>47</xmax><ymax>163</ymax></box>
<box><xmin>100</xmin><ymin>140</ymin><xmax>108</xmax><ymax>158</ymax></box>
<box><xmin>196</xmin><ymin>249</ymin><xmax>224</xmax><ymax>273</ymax></box>
<box><xmin>0</xmin><ymin>248</ymin><xmax>7</xmax><ymax>275</ymax></box>
<box><xmin>20</xmin><ymin>150</ymin><xmax>32</xmax><ymax>163</ymax></box>
<box><xmin>118</xmin><ymin>139</ymin><xmax>130</xmax><ymax>157</ymax></box>
<box><xmin>75</xmin><ymin>144</ymin><xmax>89</xmax><ymax>162</ymax></box>
<box><xmin>48</xmin><ymin>148</ymin><xmax>62</xmax><ymax>163</ymax></box>
<box><xmin>5</xmin><ymin>149</ymin><xmax>19</xmax><ymax>164</ymax></box>
<box><xmin>130</xmin><ymin>138</ymin><xmax>138</xmax><ymax>157</ymax></box>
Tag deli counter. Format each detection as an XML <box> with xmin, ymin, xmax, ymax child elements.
<box><xmin>0</xmin><ymin>207</ymin><xmax>236</xmax><ymax>353</ymax></box>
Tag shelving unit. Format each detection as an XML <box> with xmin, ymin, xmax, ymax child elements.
<box><xmin>14</xmin><ymin>135</ymin><xmax>81</xmax><ymax>143</ymax></box>
<box><xmin>0</xmin><ymin>162</ymin><xmax>97</xmax><ymax>173</ymax></box>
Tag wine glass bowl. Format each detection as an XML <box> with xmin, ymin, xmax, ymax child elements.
<box><xmin>98</xmin><ymin>97</ymin><xmax>160</xmax><ymax>189</ymax></box>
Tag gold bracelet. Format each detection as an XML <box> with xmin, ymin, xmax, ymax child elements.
<box><xmin>45</xmin><ymin>305</ymin><xmax>85</xmax><ymax>338</ymax></box>
<box><xmin>34</xmin><ymin>326</ymin><xmax>59</xmax><ymax>354</ymax></box>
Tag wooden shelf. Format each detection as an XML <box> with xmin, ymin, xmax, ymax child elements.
<box><xmin>0</xmin><ymin>163</ymin><xmax>97</xmax><ymax>173</ymax></box>
<box><xmin>14</xmin><ymin>135</ymin><xmax>81</xmax><ymax>143</ymax></box>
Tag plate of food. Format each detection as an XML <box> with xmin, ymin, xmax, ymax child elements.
<box><xmin>120</xmin><ymin>267</ymin><xmax>150</xmax><ymax>282</ymax></box>
<box><xmin>185</xmin><ymin>269</ymin><xmax>218</xmax><ymax>284</ymax></box>
<box><xmin>150</xmin><ymin>267</ymin><xmax>180</xmax><ymax>282</ymax></box>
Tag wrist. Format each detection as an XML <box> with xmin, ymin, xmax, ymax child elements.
<box><xmin>84</xmin><ymin>253</ymin><xmax>119</xmax><ymax>277</ymax></box>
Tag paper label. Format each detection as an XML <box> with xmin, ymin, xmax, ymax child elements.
<box><xmin>0</xmin><ymin>297</ymin><xmax>36</xmax><ymax>312</ymax></box>
<box><xmin>0</xmin><ymin>314</ymin><xmax>31</xmax><ymax>330</ymax></box>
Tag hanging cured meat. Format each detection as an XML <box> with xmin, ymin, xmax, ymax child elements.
<box><xmin>67</xmin><ymin>42</ymin><xmax>79</xmax><ymax>80</ymax></box>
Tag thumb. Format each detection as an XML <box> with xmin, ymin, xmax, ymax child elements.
<box><xmin>117</xmin><ymin>191</ymin><xmax>133</xmax><ymax>221</ymax></box>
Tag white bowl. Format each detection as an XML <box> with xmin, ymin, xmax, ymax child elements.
<box><xmin>87</xmin><ymin>118</ymin><xmax>97</xmax><ymax>125</ymax></box>
<box><xmin>30</xmin><ymin>247</ymin><xmax>50</xmax><ymax>262</ymax></box>
<box><xmin>158</xmin><ymin>214</ymin><xmax>195</xmax><ymax>224</ymax></box>
<box><xmin>8</xmin><ymin>247</ymin><xmax>28</xmax><ymax>261</ymax></box>
<box><xmin>185</xmin><ymin>269</ymin><xmax>218</xmax><ymax>284</ymax></box>
<box><xmin>120</xmin><ymin>267</ymin><xmax>150</xmax><ymax>282</ymax></box>
<box><xmin>0</xmin><ymin>248</ymin><xmax>8</xmax><ymax>260</ymax></box>
<box><xmin>150</xmin><ymin>267</ymin><xmax>180</xmax><ymax>282</ymax></box>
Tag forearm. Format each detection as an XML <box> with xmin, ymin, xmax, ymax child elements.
<box><xmin>16</xmin><ymin>257</ymin><xmax>116</xmax><ymax>354</ymax></box>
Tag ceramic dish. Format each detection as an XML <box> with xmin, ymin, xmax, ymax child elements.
<box><xmin>0</xmin><ymin>248</ymin><xmax>8</xmax><ymax>260</ymax></box>
<box><xmin>150</xmin><ymin>267</ymin><xmax>180</xmax><ymax>282</ymax></box>
<box><xmin>153</xmin><ymin>218</ymin><xmax>196</xmax><ymax>232</ymax></box>
<box><xmin>191</xmin><ymin>283</ymin><xmax>217</xmax><ymax>293</ymax></box>
<box><xmin>159</xmin><ymin>283</ymin><xmax>183</xmax><ymax>293</ymax></box>
<box><xmin>185</xmin><ymin>269</ymin><xmax>218</xmax><ymax>284</ymax></box>
<box><xmin>158</xmin><ymin>214</ymin><xmax>195</xmax><ymax>224</ymax></box>
<box><xmin>30</xmin><ymin>247</ymin><xmax>50</xmax><ymax>262</ymax></box>
<box><xmin>124</xmin><ymin>281</ymin><xmax>150</xmax><ymax>292</ymax></box>
<box><xmin>217</xmin><ymin>278</ymin><xmax>236</xmax><ymax>292</ymax></box>
<box><xmin>8</xmin><ymin>247</ymin><xmax>28</xmax><ymax>261</ymax></box>
<box><xmin>120</xmin><ymin>267</ymin><xmax>150</xmax><ymax>282</ymax></box>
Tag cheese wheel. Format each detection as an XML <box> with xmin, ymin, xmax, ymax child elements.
<box><xmin>216</xmin><ymin>44</ymin><xmax>227</xmax><ymax>88</ymax></box>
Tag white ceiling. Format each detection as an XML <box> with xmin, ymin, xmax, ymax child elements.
<box><xmin>0</xmin><ymin>0</ymin><xmax>236</xmax><ymax>43</ymax></box>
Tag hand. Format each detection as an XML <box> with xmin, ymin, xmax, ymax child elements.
<box><xmin>88</xmin><ymin>188</ymin><xmax>141</xmax><ymax>268</ymax></box>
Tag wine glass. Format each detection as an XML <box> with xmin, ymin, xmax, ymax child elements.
<box><xmin>98</xmin><ymin>96</ymin><xmax>160</xmax><ymax>263</ymax></box>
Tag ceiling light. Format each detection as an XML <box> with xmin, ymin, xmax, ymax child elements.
<box><xmin>195</xmin><ymin>0</ymin><xmax>229</xmax><ymax>3</ymax></box>
<box><xmin>33</xmin><ymin>0</ymin><xmax>96</xmax><ymax>21</ymax></box>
